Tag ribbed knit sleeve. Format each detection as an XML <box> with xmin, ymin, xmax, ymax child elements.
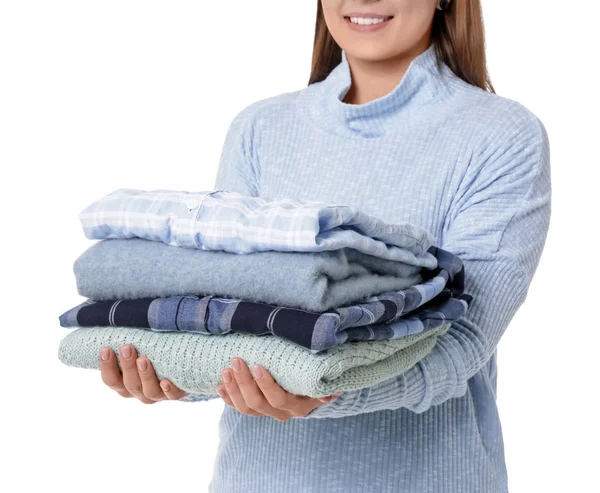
<box><xmin>301</xmin><ymin>110</ymin><xmax>552</xmax><ymax>419</ymax></box>
<box><xmin>212</xmin><ymin>103</ymin><xmax>262</xmax><ymax>197</ymax></box>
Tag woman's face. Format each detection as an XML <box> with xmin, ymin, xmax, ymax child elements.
<box><xmin>321</xmin><ymin>0</ymin><xmax>439</xmax><ymax>61</ymax></box>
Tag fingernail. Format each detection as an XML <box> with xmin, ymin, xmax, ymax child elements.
<box><xmin>222</xmin><ymin>369</ymin><xmax>232</xmax><ymax>383</ymax></box>
<box><xmin>333</xmin><ymin>392</ymin><xmax>343</xmax><ymax>397</ymax></box>
<box><xmin>100</xmin><ymin>348</ymin><xmax>110</xmax><ymax>361</ymax></box>
<box><xmin>120</xmin><ymin>345</ymin><xmax>132</xmax><ymax>359</ymax></box>
<box><xmin>251</xmin><ymin>365</ymin><xmax>263</xmax><ymax>379</ymax></box>
<box><xmin>136</xmin><ymin>358</ymin><xmax>147</xmax><ymax>372</ymax></box>
<box><xmin>160</xmin><ymin>382</ymin><xmax>171</xmax><ymax>392</ymax></box>
<box><xmin>216</xmin><ymin>387</ymin><xmax>226</xmax><ymax>398</ymax></box>
<box><xmin>231</xmin><ymin>358</ymin><xmax>241</xmax><ymax>372</ymax></box>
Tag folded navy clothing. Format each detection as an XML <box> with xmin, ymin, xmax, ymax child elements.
<box><xmin>59</xmin><ymin>292</ymin><xmax>470</xmax><ymax>353</ymax></box>
<box><xmin>59</xmin><ymin>246</ymin><xmax>472</xmax><ymax>352</ymax></box>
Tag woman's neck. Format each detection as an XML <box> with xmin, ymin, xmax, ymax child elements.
<box><xmin>342</xmin><ymin>41</ymin><xmax>433</xmax><ymax>105</ymax></box>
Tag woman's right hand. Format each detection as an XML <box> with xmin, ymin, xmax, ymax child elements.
<box><xmin>99</xmin><ymin>344</ymin><xmax>188</xmax><ymax>404</ymax></box>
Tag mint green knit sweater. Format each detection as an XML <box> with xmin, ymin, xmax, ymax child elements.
<box><xmin>58</xmin><ymin>323</ymin><xmax>450</xmax><ymax>398</ymax></box>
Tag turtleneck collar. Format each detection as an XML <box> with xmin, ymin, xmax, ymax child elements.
<box><xmin>300</xmin><ymin>43</ymin><xmax>451</xmax><ymax>139</ymax></box>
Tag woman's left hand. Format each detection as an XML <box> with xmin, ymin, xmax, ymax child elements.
<box><xmin>217</xmin><ymin>358</ymin><xmax>343</xmax><ymax>422</ymax></box>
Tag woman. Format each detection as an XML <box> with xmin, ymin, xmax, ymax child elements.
<box><xmin>98</xmin><ymin>0</ymin><xmax>552</xmax><ymax>491</ymax></box>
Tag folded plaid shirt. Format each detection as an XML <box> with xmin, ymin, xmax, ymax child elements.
<box><xmin>59</xmin><ymin>245</ymin><xmax>472</xmax><ymax>353</ymax></box>
<box><xmin>78</xmin><ymin>188</ymin><xmax>438</xmax><ymax>266</ymax></box>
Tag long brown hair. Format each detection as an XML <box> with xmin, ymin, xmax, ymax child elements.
<box><xmin>308</xmin><ymin>0</ymin><xmax>495</xmax><ymax>94</ymax></box>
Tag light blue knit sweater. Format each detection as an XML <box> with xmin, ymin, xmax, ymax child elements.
<box><xmin>185</xmin><ymin>43</ymin><xmax>551</xmax><ymax>493</ymax></box>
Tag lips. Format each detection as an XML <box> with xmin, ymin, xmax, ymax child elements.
<box><xmin>344</xmin><ymin>12</ymin><xmax>394</xmax><ymax>19</ymax></box>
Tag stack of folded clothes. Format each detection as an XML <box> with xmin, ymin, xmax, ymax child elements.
<box><xmin>57</xmin><ymin>189</ymin><xmax>472</xmax><ymax>399</ymax></box>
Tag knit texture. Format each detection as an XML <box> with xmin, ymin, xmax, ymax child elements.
<box><xmin>57</xmin><ymin>323</ymin><xmax>450</xmax><ymax>398</ymax></box>
<box><xmin>73</xmin><ymin>237</ymin><xmax>426</xmax><ymax>312</ymax></box>
<box><xmin>197</xmin><ymin>41</ymin><xmax>551</xmax><ymax>493</ymax></box>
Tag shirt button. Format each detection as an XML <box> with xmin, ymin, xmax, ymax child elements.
<box><xmin>185</xmin><ymin>198</ymin><xmax>200</xmax><ymax>210</ymax></box>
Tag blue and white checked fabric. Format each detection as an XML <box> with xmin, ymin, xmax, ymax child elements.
<box><xmin>78</xmin><ymin>188</ymin><xmax>438</xmax><ymax>266</ymax></box>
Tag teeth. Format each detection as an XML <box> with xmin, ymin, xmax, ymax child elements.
<box><xmin>350</xmin><ymin>16</ymin><xmax>388</xmax><ymax>25</ymax></box>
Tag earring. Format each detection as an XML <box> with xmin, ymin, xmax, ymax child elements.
<box><xmin>437</xmin><ymin>0</ymin><xmax>449</xmax><ymax>10</ymax></box>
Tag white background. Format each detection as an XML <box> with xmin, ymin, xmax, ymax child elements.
<box><xmin>1</xmin><ymin>1</ymin><xmax>598</xmax><ymax>492</ymax></box>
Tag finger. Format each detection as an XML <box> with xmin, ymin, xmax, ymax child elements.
<box><xmin>216</xmin><ymin>385</ymin><xmax>237</xmax><ymax>409</ymax></box>
<box><xmin>229</xmin><ymin>358</ymin><xmax>290</xmax><ymax>421</ymax></box>
<box><xmin>159</xmin><ymin>379</ymin><xmax>188</xmax><ymax>401</ymax></box>
<box><xmin>99</xmin><ymin>347</ymin><xmax>132</xmax><ymax>398</ymax></box>
<box><xmin>217</xmin><ymin>384</ymin><xmax>263</xmax><ymax>417</ymax></box>
<box><xmin>221</xmin><ymin>367</ymin><xmax>263</xmax><ymax>417</ymax></box>
<box><xmin>119</xmin><ymin>344</ymin><xmax>154</xmax><ymax>404</ymax></box>
<box><xmin>250</xmin><ymin>364</ymin><xmax>316</xmax><ymax>416</ymax></box>
<box><xmin>136</xmin><ymin>357</ymin><xmax>167</xmax><ymax>402</ymax></box>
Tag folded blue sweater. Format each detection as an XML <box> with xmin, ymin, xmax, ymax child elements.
<box><xmin>72</xmin><ymin>237</ymin><xmax>427</xmax><ymax>312</ymax></box>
